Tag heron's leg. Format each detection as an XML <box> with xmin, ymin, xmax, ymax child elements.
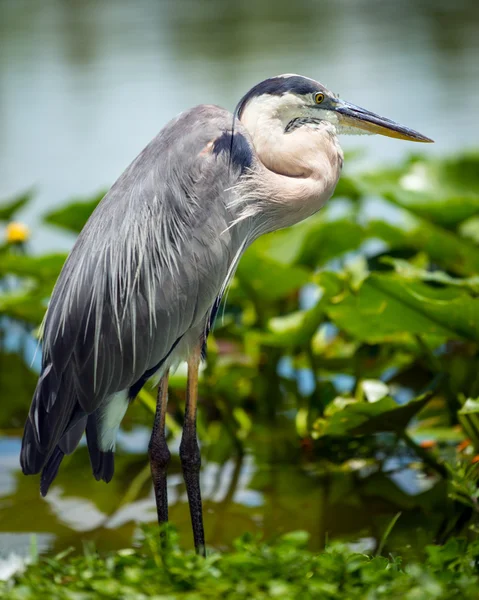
<box><xmin>180</xmin><ymin>345</ymin><xmax>205</xmax><ymax>556</ymax></box>
<box><xmin>148</xmin><ymin>371</ymin><xmax>170</xmax><ymax>527</ymax></box>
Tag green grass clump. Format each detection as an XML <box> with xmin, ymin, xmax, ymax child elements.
<box><xmin>2</xmin><ymin>527</ymin><xmax>479</xmax><ymax>599</ymax></box>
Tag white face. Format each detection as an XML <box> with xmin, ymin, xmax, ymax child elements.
<box><xmin>239</xmin><ymin>75</ymin><xmax>432</xmax><ymax>143</ymax></box>
<box><xmin>240</xmin><ymin>89</ymin><xmax>344</xmax><ymax>136</ymax></box>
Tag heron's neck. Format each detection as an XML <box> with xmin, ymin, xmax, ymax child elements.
<box><xmin>239</xmin><ymin>108</ymin><xmax>343</xmax><ymax>235</ymax></box>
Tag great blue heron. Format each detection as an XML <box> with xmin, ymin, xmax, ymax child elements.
<box><xmin>20</xmin><ymin>74</ymin><xmax>432</xmax><ymax>555</ymax></box>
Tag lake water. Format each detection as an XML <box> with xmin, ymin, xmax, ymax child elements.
<box><xmin>1</xmin><ymin>0</ymin><xmax>479</xmax><ymax>253</ymax></box>
<box><xmin>0</xmin><ymin>0</ymin><xmax>477</xmax><ymax>565</ymax></box>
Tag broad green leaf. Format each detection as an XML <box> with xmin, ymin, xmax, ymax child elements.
<box><xmin>368</xmin><ymin>216</ymin><xmax>479</xmax><ymax>277</ymax></box>
<box><xmin>44</xmin><ymin>190</ymin><xmax>105</xmax><ymax>233</ymax></box>
<box><xmin>296</xmin><ymin>218</ymin><xmax>364</xmax><ymax>268</ymax></box>
<box><xmin>383</xmin><ymin>257</ymin><xmax>479</xmax><ymax>292</ymax></box>
<box><xmin>313</xmin><ymin>394</ymin><xmax>431</xmax><ymax>438</ymax></box>
<box><xmin>0</xmin><ymin>190</ymin><xmax>33</xmax><ymax>221</ymax></box>
<box><xmin>256</xmin><ymin>181</ymin><xmax>479</xmax><ymax>276</ymax></box>
<box><xmin>264</xmin><ymin>303</ymin><xmax>325</xmax><ymax>348</ymax></box>
<box><xmin>369</xmin><ymin>274</ymin><xmax>479</xmax><ymax>341</ymax></box>
<box><xmin>360</xmin><ymin>153</ymin><xmax>479</xmax><ymax>227</ymax></box>
<box><xmin>0</xmin><ymin>253</ymin><xmax>66</xmax><ymax>282</ymax></box>
<box><xmin>321</xmin><ymin>272</ymin><xmax>479</xmax><ymax>343</ymax></box>
<box><xmin>236</xmin><ymin>244</ymin><xmax>311</xmax><ymax>301</ymax></box>
<box><xmin>255</xmin><ymin>214</ymin><xmax>364</xmax><ymax>268</ymax></box>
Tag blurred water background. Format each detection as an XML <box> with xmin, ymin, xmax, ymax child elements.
<box><xmin>1</xmin><ymin>0</ymin><xmax>478</xmax><ymax>253</ymax></box>
<box><xmin>1</xmin><ymin>0</ymin><xmax>479</xmax><ymax>565</ymax></box>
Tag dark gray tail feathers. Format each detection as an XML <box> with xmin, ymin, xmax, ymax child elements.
<box><xmin>20</xmin><ymin>419</ymin><xmax>47</xmax><ymax>475</ymax></box>
<box><xmin>21</xmin><ymin>363</ymin><xmax>115</xmax><ymax>491</ymax></box>
<box><xmin>40</xmin><ymin>447</ymin><xmax>65</xmax><ymax>497</ymax></box>
<box><xmin>39</xmin><ymin>414</ymin><xmax>89</xmax><ymax>496</ymax></box>
<box><xmin>86</xmin><ymin>414</ymin><xmax>115</xmax><ymax>483</ymax></box>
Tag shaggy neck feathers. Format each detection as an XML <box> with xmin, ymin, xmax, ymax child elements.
<box><xmin>236</xmin><ymin>96</ymin><xmax>344</xmax><ymax>235</ymax></box>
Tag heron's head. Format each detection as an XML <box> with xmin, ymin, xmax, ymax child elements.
<box><xmin>236</xmin><ymin>74</ymin><xmax>433</xmax><ymax>143</ymax></box>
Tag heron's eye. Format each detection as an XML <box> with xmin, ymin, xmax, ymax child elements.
<box><xmin>314</xmin><ymin>93</ymin><xmax>325</xmax><ymax>104</ymax></box>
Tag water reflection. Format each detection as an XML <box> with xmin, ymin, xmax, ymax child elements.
<box><xmin>0</xmin><ymin>0</ymin><xmax>478</xmax><ymax>252</ymax></box>
<box><xmin>0</xmin><ymin>421</ymin><xmax>447</xmax><ymax>560</ymax></box>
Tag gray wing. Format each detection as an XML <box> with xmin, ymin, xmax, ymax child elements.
<box><xmin>20</xmin><ymin>104</ymin><xmax>255</xmax><ymax>484</ymax></box>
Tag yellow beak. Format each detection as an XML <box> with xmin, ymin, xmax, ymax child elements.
<box><xmin>335</xmin><ymin>100</ymin><xmax>433</xmax><ymax>143</ymax></box>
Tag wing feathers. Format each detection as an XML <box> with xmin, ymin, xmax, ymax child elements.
<box><xmin>21</xmin><ymin>105</ymin><xmax>254</xmax><ymax>489</ymax></box>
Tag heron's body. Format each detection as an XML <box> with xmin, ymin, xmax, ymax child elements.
<box><xmin>22</xmin><ymin>106</ymin><xmax>248</xmax><ymax>485</ymax></box>
<box><xmin>20</xmin><ymin>74</ymin><xmax>431</xmax><ymax>552</ymax></box>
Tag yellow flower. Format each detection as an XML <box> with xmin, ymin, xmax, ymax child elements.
<box><xmin>6</xmin><ymin>221</ymin><xmax>30</xmax><ymax>244</ymax></box>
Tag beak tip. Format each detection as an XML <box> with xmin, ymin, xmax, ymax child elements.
<box><xmin>414</xmin><ymin>133</ymin><xmax>434</xmax><ymax>144</ymax></box>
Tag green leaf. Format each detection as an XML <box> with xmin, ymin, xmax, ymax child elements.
<box><xmin>236</xmin><ymin>243</ymin><xmax>311</xmax><ymax>301</ymax></box>
<box><xmin>279</xmin><ymin>530</ymin><xmax>309</xmax><ymax>547</ymax></box>
<box><xmin>255</xmin><ymin>214</ymin><xmax>364</xmax><ymax>268</ymax></box>
<box><xmin>458</xmin><ymin>398</ymin><xmax>479</xmax><ymax>415</ymax></box>
<box><xmin>383</xmin><ymin>257</ymin><xmax>479</xmax><ymax>292</ymax></box>
<box><xmin>332</xmin><ymin>173</ymin><xmax>362</xmax><ymax>201</ymax></box>
<box><xmin>458</xmin><ymin>215</ymin><xmax>479</xmax><ymax>244</ymax></box>
<box><xmin>368</xmin><ymin>216</ymin><xmax>479</xmax><ymax>277</ymax></box>
<box><xmin>265</xmin><ymin>303</ymin><xmax>324</xmax><ymax>348</ymax></box>
<box><xmin>0</xmin><ymin>190</ymin><xmax>33</xmax><ymax>220</ymax></box>
<box><xmin>313</xmin><ymin>394</ymin><xmax>431</xmax><ymax>438</ymax></box>
<box><xmin>296</xmin><ymin>218</ymin><xmax>365</xmax><ymax>268</ymax></box>
<box><xmin>377</xmin><ymin>512</ymin><xmax>402</xmax><ymax>556</ymax></box>
<box><xmin>0</xmin><ymin>253</ymin><xmax>66</xmax><ymax>282</ymax></box>
<box><xmin>44</xmin><ymin>190</ymin><xmax>106</xmax><ymax>233</ymax></box>
<box><xmin>360</xmin><ymin>153</ymin><xmax>479</xmax><ymax>227</ymax></box>
<box><xmin>321</xmin><ymin>272</ymin><xmax>479</xmax><ymax>343</ymax></box>
<box><xmin>4</xmin><ymin>523</ymin><xmax>479</xmax><ymax>599</ymax></box>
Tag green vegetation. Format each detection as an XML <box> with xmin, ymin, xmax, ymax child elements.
<box><xmin>1</xmin><ymin>526</ymin><xmax>479</xmax><ymax>599</ymax></box>
<box><xmin>1</xmin><ymin>152</ymin><xmax>479</xmax><ymax>595</ymax></box>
